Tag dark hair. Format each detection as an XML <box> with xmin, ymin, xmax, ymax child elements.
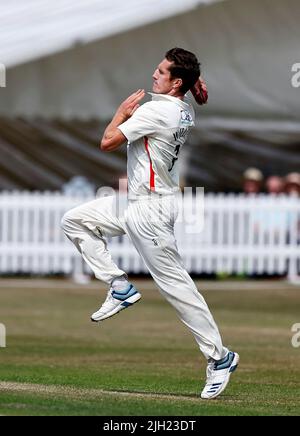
<box><xmin>165</xmin><ymin>47</ymin><xmax>201</xmax><ymax>94</ymax></box>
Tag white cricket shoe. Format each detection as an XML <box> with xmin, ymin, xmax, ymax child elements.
<box><xmin>201</xmin><ymin>351</ymin><xmax>239</xmax><ymax>400</ymax></box>
<box><xmin>91</xmin><ymin>284</ymin><xmax>141</xmax><ymax>322</ymax></box>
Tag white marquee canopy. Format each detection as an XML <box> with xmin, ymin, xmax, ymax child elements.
<box><xmin>0</xmin><ymin>0</ymin><xmax>299</xmax><ymax>121</ymax></box>
<box><xmin>0</xmin><ymin>0</ymin><xmax>224</xmax><ymax>67</ymax></box>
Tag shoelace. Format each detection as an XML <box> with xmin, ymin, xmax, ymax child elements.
<box><xmin>206</xmin><ymin>353</ymin><xmax>232</xmax><ymax>382</ymax></box>
<box><xmin>205</xmin><ymin>361</ymin><xmax>216</xmax><ymax>383</ymax></box>
<box><xmin>102</xmin><ymin>288</ymin><xmax>114</xmax><ymax>305</ymax></box>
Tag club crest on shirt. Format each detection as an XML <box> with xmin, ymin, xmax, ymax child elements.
<box><xmin>180</xmin><ymin>110</ymin><xmax>193</xmax><ymax>126</ymax></box>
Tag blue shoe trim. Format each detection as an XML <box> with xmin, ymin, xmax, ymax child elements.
<box><xmin>112</xmin><ymin>285</ymin><xmax>138</xmax><ymax>301</ymax></box>
<box><xmin>121</xmin><ymin>301</ymin><xmax>133</xmax><ymax>308</ymax></box>
<box><xmin>215</xmin><ymin>352</ymin><xmax>235</xmax><ymax>370</ymax></box>
<box><xmin>229</xmin><ymin>364</ymin><xmax>238</xmax><ymax>373</ymax></box>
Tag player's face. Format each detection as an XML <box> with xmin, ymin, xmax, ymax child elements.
<box><xmin>152</xmin><ymin>59</ymin><xmax>175</xmax><ymax>94</ymax></box>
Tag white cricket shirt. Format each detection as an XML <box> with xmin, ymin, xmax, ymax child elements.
<box><xmin>118</xmin><ymin>93</ymin><xmax>195</xmax><ymax>199</ymax></box>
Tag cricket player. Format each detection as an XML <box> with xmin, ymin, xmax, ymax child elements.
<box><xmin>61</xmin><ymin>48</ymin><xmax>239</xmax><ymax>399</ymax></box>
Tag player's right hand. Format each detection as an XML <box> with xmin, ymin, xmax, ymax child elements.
<box><xmin>190</xmin><ymin>78</ymin><xmax>208</xmax><ymax>105</ymax></box>
<box><xmin>117</xmin><ymin>89</ymin><xmax>145</xmax><ymax>120</ymax></box>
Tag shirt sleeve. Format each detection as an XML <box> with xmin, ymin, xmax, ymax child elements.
<box><xmin>118</xmin><ymin>102</ymin><xmax>163</xmax><ymax>143</ymax></box>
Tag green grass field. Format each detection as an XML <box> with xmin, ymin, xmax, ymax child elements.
<box><xmin>0</xmin><ymin>278</ymin><xmax>300</xmax><ymax>416</ymax></box>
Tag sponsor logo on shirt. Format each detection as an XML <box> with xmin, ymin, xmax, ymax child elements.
<box><xmin>180</xmin><ymin>110</ymin><xmax>193</xmax><ymax>125</ymax></box>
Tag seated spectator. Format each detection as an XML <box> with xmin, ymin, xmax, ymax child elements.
<box><xmin>243</xmin><ymin>167</ymin><xmax>263</xmax><ymax>194</ymax></box>
<box><xmin>265</xmin><ymin>176</ymin><xmax>284</xmax><ymax>195</ymax></box>
<box><xmin>284</xmin><ymin>173</ymin><xmax>300</xmax><ymax>197</ymax></box>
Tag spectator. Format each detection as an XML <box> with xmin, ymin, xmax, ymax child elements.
<box><xmin>265</xmin><ymin>175</ymin><xmax>284</xmax><ymax>195</ymax></box>
<box><xmin>284</xmin><ymin>173</ymin><xmax>300</xmax><ymax>197</ymax></box>
<box><xmin>243</xmin><ymin>167</ymin><xmax>263</xmax><ymax>194</ymax></box>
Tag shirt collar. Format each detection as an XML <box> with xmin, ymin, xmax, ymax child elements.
<box><xmin>148</xmin><ymin>92</ymin><xmax>191</xmax><ymax>110</ymax></box>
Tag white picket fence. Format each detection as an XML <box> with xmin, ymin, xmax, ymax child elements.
<box><xmin>0</xmin><ymin>191</ymin><xmax>299</xmax><ymax>280</ymax></box>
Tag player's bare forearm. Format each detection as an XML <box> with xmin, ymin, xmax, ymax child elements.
<box><xmin>100</xmin><ymin>113</ymin><xmax>127</xmax><ymax>152</ymax></box>
<box><xmin>100</xmin><ymin>89</ymin><xmax>145</xmax><ymax>152</ymax></box>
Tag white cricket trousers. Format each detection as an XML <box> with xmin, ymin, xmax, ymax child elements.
<box><xmin>61</xmin><ymin>194</ymin><xmax>228</xmax><ymax>361</ymax></box>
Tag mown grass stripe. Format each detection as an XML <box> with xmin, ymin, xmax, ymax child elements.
<box><xmin>0</xmin><ymin>382</ymin><xmax>202</xmax><ymax>403</ymax></box>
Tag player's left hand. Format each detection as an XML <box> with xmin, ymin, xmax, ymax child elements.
<box><xmin>117</xmin><ymin>89</ymin><xmax>145</xmax><ymax>120</ymax></box>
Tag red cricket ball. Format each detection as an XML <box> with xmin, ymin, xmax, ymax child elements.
<box><xmin>190</xmin><ymin>78</ymin><xmax>208</xmax><ymax>105</ymax></box>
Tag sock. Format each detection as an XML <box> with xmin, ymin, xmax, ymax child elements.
<box><xmin>111</xmin><ymin>275</ymin><xmax>129</xmax><ymax>291</ymax></box>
